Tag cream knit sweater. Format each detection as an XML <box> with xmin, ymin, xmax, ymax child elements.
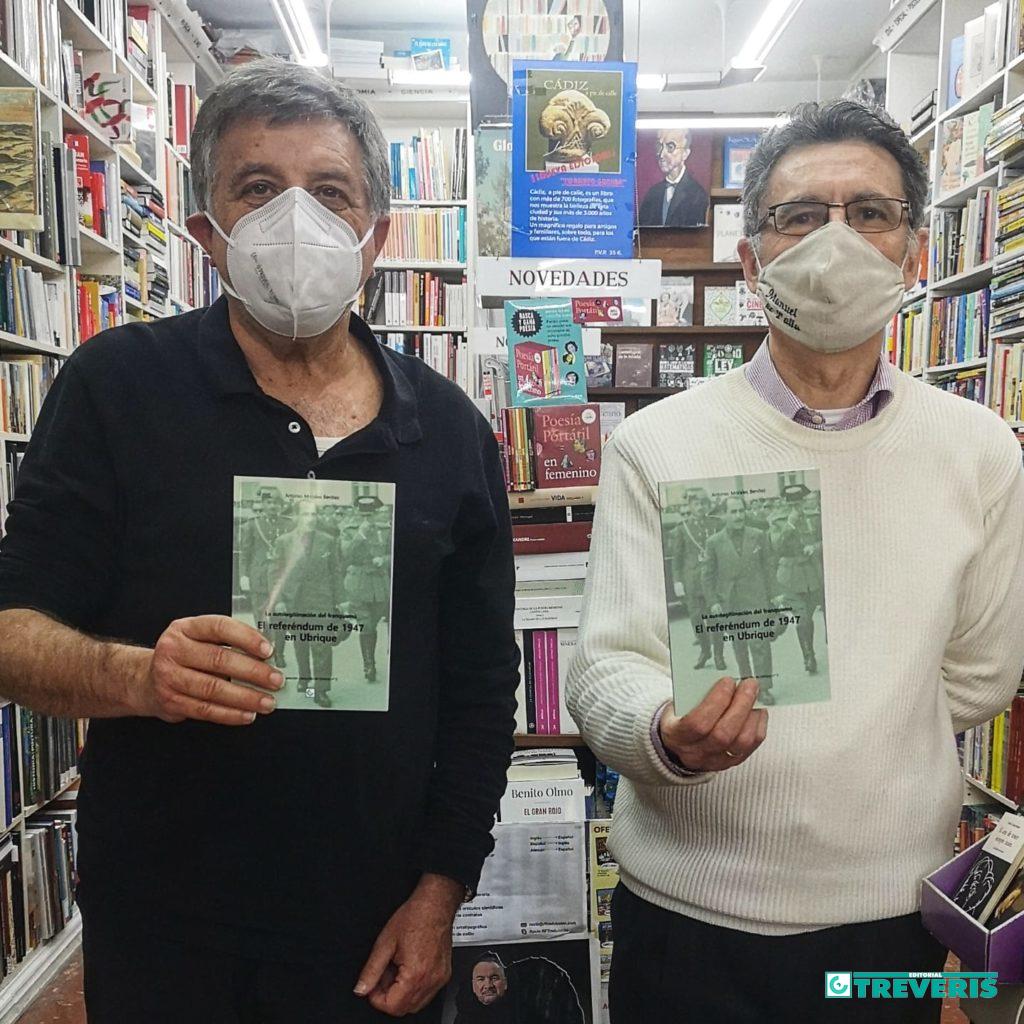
<box><xmin>566</xmin><ymin>367</ymin><xmax>1024</xmax><ymax>935</ymax></box>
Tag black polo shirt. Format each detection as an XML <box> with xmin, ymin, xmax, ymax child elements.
<box><xmin>0</xmin><ymin>298</ymin><xmax>519</xmax><ymax>960</ymax></box>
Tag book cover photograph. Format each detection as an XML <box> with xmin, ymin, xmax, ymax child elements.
<box><xmin>659</xmin><ymin>469</ymin><xmax>831</xmax><ymax>716</ymax></box>
<box><xmin>232</xmin><ymin>476</ymin><xmax>395</xmax><ymax>711</ymax></box>
<box><xmin>0</xmin><ymin>89</ymin><xmax>43</xmax><ymax>231</ymax></box>
<box><xmin>506</xmin><ymin>298</ymin><xmax>588</xmax><ymax>407</ymax></box>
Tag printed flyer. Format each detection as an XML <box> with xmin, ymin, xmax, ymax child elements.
<box><xmin>510</xmin><ymin>60</ymin><xmax>637</xmax><ymax>258</ymax></box>
<box><xmin>506</xmin><ymin>298</ymin><xmax>588</xmax><ymax>407</ymax></box>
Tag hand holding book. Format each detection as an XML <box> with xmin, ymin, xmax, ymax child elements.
<box><xmin>658</xmin><ymin>677</ymin><xmax>768</xmax><ymax>773</ymax></box>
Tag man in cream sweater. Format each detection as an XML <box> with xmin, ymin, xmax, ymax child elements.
<box><xmin>567</xmin><ymin>100</ymin><xmax>1024</xmax><ymax>1023</ymax></box>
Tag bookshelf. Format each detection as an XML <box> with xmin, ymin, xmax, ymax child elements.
<box><xmin>884</xmin><ymin>0</ymin><xmax>1024</xmax><ymax>420</ymax></box>
<box><xmin>0</xmin><ymin>0</ymin><xmax>220</xmax><ymax>1012</ymax></box>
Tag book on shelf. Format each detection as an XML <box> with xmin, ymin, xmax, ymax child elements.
<box><xmin>613</xmin><ymin>342</ymin><xmax>654</xmax><ymax>387</ymax></box>
<box><xmin>885</xmin><ymin>302</ymin><xmax>929</xmax><ymax>374</ymax></box>
<box><xmin>0</xmin><ymin>356</ymin><xmax>62</xmax><ymax>435</ymax></box>
<box><xmin>929</xmin><ymin>288</ymin><xmax>990</xmax><ymax>366</ymax></box>
<box><xmin>991</xmin><ymin>340</ymin><xmax>1024</xmax><ymax>422</ymax></box>
<box><xmin>962</xmin><ymin>14</ymin><xmax>988</xmax><ymax>99</ymax></box>
<box><xmin>909</xmin><ymin>89</ymin><xmax>937</xmax><ymax>134</ymax></box>
<box><xmin>515</xmin><ymin>549</ymin><xmax>590</xmax><ymax>583</ymax></box>
<box><xmin>934</xmin><ymin>366</ymin><xmax>987</xmax><ymax>404</ymax></box>
<box><xmin>81</xmin><ymin>59</ymin><xmax>131</xmax><ymax>144</ymax></box>
<box><xmin>507</xmin><ymin>485</ymin><xmax>598</xmax><ymax>509</ymax></box>
<box><xmin>168</xmin><ymin>80</ymin><xmax>199</xmax><ymax>159</ymax></box>
<box><xmin>380</xmin><ymin>206</ymin><xmax>466</xmax><ymax>264</ymax></box>
<box><xmin>388</xmin><ymin>128</ymin><xmax>468</xmax><ymax>201</ymax></box>
<box><xmin>511</xmin><ymin>628</ymin><xmax>578</xmax><ymax>737</ymax></box>
<box><xmin>983</xmin><ymin>97</ymin><xmax>1024</xmax><ymax>165</ymax></box>
<box><xmin>931</xmin><ymin>188</ymin><xmax>996</xmax><ymax>281</ymax></box>
<box><xmin>723</xmin><ymin>134</ymin><xmax>758</xmax><ymax>190</ymax></box>
<box><xmin>963</xmin><ymin>692</ymin><xmax>1024</xmax><ymax>803</ymax></box>
<box><xmin>1008</xmin><ymin>0</ymin><xmax>1024</xmax><ymax>66</ymax></box>
<box><xmin>940</xmin><ymin>119</ymin><xmax>965</xmax><ymax>194</ymax></box>
<box><xmin>0</xmin><ymin>256</ymin><xmax>73</xmax><ymax>350</ymax></box>
<box><xmin>531</xmin><ymin>404</ymin><xmax>601</xmax><ymax>490</ymax></box>
<box><xmin>704</xmin><ymin>285</ymin><xmax>738</xmax><ymax>326</ymax></box>
<box><xmin>506</xmin><ymin>747</ymin><xmax>580</xmax><ymax>780</ymax></box>
<box><xmin>512</xmin><ymin>513</ymin><xmax>593</xmax><ymax>556</ymax></box>
<box><xmin>958</xmin><ymin>103</ymin><xmax>995</xmax><ymax>186</ymax></box>
<box><xmin>947</xmin><ymin>36</ymin><xmax>965</xmax><ymax>109</ymax></box>
<box><xmin>377</xmin><ymin>332</ymin><xmax>468</xmax><ymax>390</ymax></box>
<box><xmin>712</xmin><ymin>204</ymin><xmax>743</xmax><ymax>263</ymax></box>
<box><xmin>703</xmin><ymin>343</ymin><xmax>744</xmax><ymax>376</ymax></box>
<box><xmin>362</xmin><ymin>269</ymin><xmax>467</xmax><ymax>327</ymax></box>
<box><xmin>0</xmin><ymin>89</ymin><xmax>43</xmax><ymax>233</ymax></box>
<box><xmin>656</xmin><ymin>276</ymin><xmax>693</xmax><ymax>326</ymax></box>
<box><xmin>734</xmin><ymin>280</ymin><xmax>766</xmax><ymax>326</ymax></box>
<box><xmin>996</xmin><ymin>180</ymin><xmax>1024</xmax><ymax>258</ymax></box>
<box><xmin>514</xmin><ymin>578</ymin><xmax>585</xmax><ymax>631</ymax></box>
<box><xmin>657</xmin><ymin>342</ymin><xmax>696</xmax><ymax>389</ymax></box>
<box><xmin>952</xmin><ymin>811</ymin><xmax>1024</xmax><ymax>924</ymax></box>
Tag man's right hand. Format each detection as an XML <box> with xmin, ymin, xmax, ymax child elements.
<box><xmin>659</xmin><ymin>677</ymin><xmax>768</xmax><ymax>773</ymax></box>
<box><xmin>138</xmin><ymin>615</ymin><xmax>282</xmax><ymax>726</ymax></box>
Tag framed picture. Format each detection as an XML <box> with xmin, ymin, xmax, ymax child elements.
<box><xmin>0</xmin><ymin>88</ymin><xmax>42</xmax><ymax>231</ymax></box>
<box><xmin>636</xmin><ymin>127</ymin><xmax>712</xmax><ymax>227</ymax></box>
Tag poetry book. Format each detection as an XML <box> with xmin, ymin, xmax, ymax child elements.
<box><xmin>232</xmin><ymin>476</ymin><xmax>395</xmax><ymax>711</ymax></box>
<box><xmin>506</xmin><ymin>298</ymin><xmax>587</xmax><ymax>407</ymax></box>
<box><xmin>658</xmin><ymin>469</ymin><xmax>831</xmax><ymax>715</ymax></box>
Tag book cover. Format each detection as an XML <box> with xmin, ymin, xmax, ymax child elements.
<box><xmin>723</xmin><ymin>134</ymin><xmax>759</xmax><ymax>190</ymax></box>
<box><xmin>0</xmin><ymin>89</ymin><xmax>43</xmax><ymax>231</ymax></box>
<box><xmin>656</xmin><ymin>276</ymin><xmax>694</xmax><ymax>326</ymax></box>
<box><xmin>81</xmin><ymin>66</ymin><xmax>131</xmax><ymax>143</ymax></box>
<box><xmin>658</xmin><ymin>470</ymin><xmax>831</xmax><ymax>715</ymax></box>
<box><xmin>613</xmin><ymin>342</ymin><xmax>654</xmax><ymax>387</ymax></box>
<box><xmin>506</xmin><ymin>298</ymin><xmax>587</xmax><ymax>407</ymax></box>
<box><xmin>734</xmin><ymin>281</ymin><xmax>767</xmax><ymax>326</ymax></box>
<box><xmin>703</xmin><ymin>285</ymin><xmax>738</xmax><ymax>326</ymax></box>
<box><xmin>474</xmin><ymin>126</ymin><xmax>511</xmax><ymax>258</ymax></box>
<box><xmin>232</xmin><ymin>476</ymin><xmax>395</xmax><ymax>711</ymax></box>
<box><xmin>512</xmin><ymin>521</ymin><xmax>593</xmax><ymax>556</ymax></box>
<box><xmin>533</xmin><ymin>630</ymin><xmax>549</xmax><ymax>734</ymax></box>
<box><xmin>952</xmin><ymin>812</ymin><xmax>1024</xmax><ymax>923</ymax></box>
<box><xmin>703</xmin><ymin>343</ymin><xmax>744</xmax><ymax>376</ymax></box>
<box><xmin>657</xmin><ymin>343</ymin><xmax>696</xmax><ymax>389</ymax></box>
<box><xmin>532</xmin><ymin>404</ymin><xmax>601</xmax><ymax>490</ymax></box>
<box><xmin>713</xmin><ymin>203</ymin><xmax>744</xmax><ymax>263</ymax></box>
<box><xmin>947</xmin><ymin>35</ymin><xmax>965</xmax><ymax>109</ymax></box>
<box><xmin>584</xmin><ymin>342</ymin><xmax>614</xmax><ymax>389</ymax></box>
<box><xmin>940</xmin><ymin>118</ymin><xmax>964</xmax><ymax>195</ymax></box>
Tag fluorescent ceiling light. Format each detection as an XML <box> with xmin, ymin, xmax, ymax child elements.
<box><xmin>735</xmin><ymin>0</ymin><xmax>804</xmax><ymax>66</ymax></box>
<box><xmin>636</xmin><ymin>73</ymin><xmax>667</xmax><ymax>91</ymax></box>
<box><xmin>390</xmin><ymin>69</ymin><xmax>471</xmax><ymax>87</ymax></box>
<box><xmin>269</xmin><ymin>0</ymin><xmax>327</xmax><ymax>67</ymax></box>
<box><xmin>637</xmin><ymin>116</ymin><xmax>787</xmax><ymax>130</ymax></box>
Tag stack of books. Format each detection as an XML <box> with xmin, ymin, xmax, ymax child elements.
<box><xmin>0</xmin><ymin>356</ymin><xmax>61</xmax><ymax>435</ymax></box>
<box><xmin>377</xmin><ymin>333</ymin><xmax>467</xmax><ymax>389</ymax></box>
<box><xmin>931</xmin><ymin>188</ymin><xmax>996</xmax><ymax>280</ymax></box>
<box><xmin>0</xmin><ymin>256</ymin><xmax>70</xmax><ymax>349</ymax></box>
<box><xmin>990</xmin><ymin>254</ymin><xmax>1024</xmax><ymax>336</ymax></box>
<box><xmin>939</xmin><ymin>103</ymin><xmax>995</xmax><ymax>195</ymax></box>
<box><xmin>329</xmin><ymin>37</ymin><xmax>384</xmax><ymax>79</ymax></box>
<box><xmin>984</xmin><ymin>96</ymin><xmax>1024</xmax><ymax>166</ymax></box>
<box><xmin>996</xmin><ymin>178</ymin><xmax>1024</xmax><ymax>257</ymax></box>
<box><xmin>362</xmin><ymin>270</ymin><xmax>467</xmax><ymax>326</ymax></box>
<box><xmin>884</xmin><ymin>302</ymin><xmax>929</xmax><ymax>374</ymax></box>
<box><xmin>932</xmin><ymin>366</ymin><xmax>987</xmax><ymax>404</ymax></box>
<box><xmin>909</xmin><ymin>89</ymin><xmax>937</xmax><ymax>135</ymax></box>
<box><xmin>928</xmin><ymin>289</ymin><xmax>990</xmax><ymax>366</ymax></box>
<box><xmin>380</xmin><ymin>207</ymin><xmax>466</xmax><ymax>264</ymax></box>
<box><xmin>991</xmin><ymin>339</ymin><xmax>1024</xmax><ymax>423</ymax></box>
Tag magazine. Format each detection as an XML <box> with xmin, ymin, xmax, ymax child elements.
<box><xmin>659</xmin><ymin>469</ymin><xmax>831</xmax><ymax>715</ymax></box>
<box><xmin>232</xmin><ymin>476</ymin><xmax>395</xmax><ymax>711</ymax></box>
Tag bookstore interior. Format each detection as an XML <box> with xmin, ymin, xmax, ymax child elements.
<box><xmin>0</xmin><ymin>0</ymin><xmax>1023</xmax><ymax>1022</ymax></box>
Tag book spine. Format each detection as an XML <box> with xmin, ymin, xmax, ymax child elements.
<box><xmin>522</xmin><ymin>631</ymin><xmax>536</xmax><ymax>734</ymax></box>
<box><xmin>546</xmin><ymin>630</ymin><xmax>560</xmax><ymax>735</ymax></box>
<box><xmin>533</xmin><ymin>631</ymin><xmax>548</xmax><ymax>734</ymax></box>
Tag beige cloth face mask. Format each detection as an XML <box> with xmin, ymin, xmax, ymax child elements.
<box><xmin>754</xmin><ymin>221</ymin><xmax>908</xmax><ymax>354</ymax></box>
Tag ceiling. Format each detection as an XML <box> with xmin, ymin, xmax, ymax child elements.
<box><xmin>189</xmin><ymin>0</ymin><xmax>890</xmax><ymax>112</ymax></box>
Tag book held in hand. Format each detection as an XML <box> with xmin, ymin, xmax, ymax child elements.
<box><xmin>232</xmin><ymin>476</ymin><xmax>395</xmax><ymax>711</ymax></box>
<box><xmin>658</xmin><ymin>469</ymin><xmax>831</xmax><ymax>715</ymax></box>
<box><xmin>953</xmin><ymin>813</ymin><xmax>1024</xmax><ymax>925</ymax></box>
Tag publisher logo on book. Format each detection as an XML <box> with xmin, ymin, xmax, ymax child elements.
<box><xmin>825</xmin><ymin>972</ymin><xmax>998</xmax><ymax>1000</ymax></box>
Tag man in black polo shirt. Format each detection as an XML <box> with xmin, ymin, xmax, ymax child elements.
<box><xmin>0</xmin><ymin>58</ymin><xmax>518</xmax><ymax>1023</ymax></box>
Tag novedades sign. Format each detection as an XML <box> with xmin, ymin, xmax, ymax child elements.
<box><xmin>476</xmin><ymin>257</ymin><xmax>662</xmax><ymax>298</ymax></box>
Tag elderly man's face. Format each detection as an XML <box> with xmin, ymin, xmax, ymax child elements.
<box><xmin>724</xmin><ymin>498</ymin><xmax>746</xmax><ymax>528</ymax></box>
<box><xmin>655</xmin><ymin>130</ymin><xmax>688</xmax><ymax>179</ymax></box>
<box><xmin>472</xmin><ymin>961</ymin><xmax>508</xmax><ymax>1005</ymax></box>
<box><xmin>186</xmin><ymin>117</ymin><xmax>390</xmax><ymax>306</ymax></box>
<box><xmin>738</xmin><ymin>141</ymin><xmax>924</xmax><ymax>296</ymax></box>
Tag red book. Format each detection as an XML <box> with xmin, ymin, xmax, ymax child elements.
<box><xmin>173</xmin><ymin>84</ymin><xmax>189</xmax><ymax>153</ymax></box>
<box><xmin>512</xmin><ymin>521</ymin><xmax>592</xmax><ymax>555</ymax></box>
<box><xmin>514</xmin><ymin>341</ymin><xmax>559</xmax><ymax>399</ymax></box>
<box><xmin>545</xmin><ymin>631</ymin><xmax>560</xmax><ymax>734</ymax></box>
<box><xmin>89</xmin><ymin>169</ymin><xmax>106</xmax><ymax>238</ymax></box>
<box><xmin>532</xmin><ymin>404</ymin><xmax>602</xmax><ymax>490</ymax></box>
<box><xmin>533</xmin><ymin>631</ymin><xmax>549</xmax><ymax>734</ymax></box>
<box><xmin>64</xmin><ymin>134</ymin><xmax>92</xmax><ymax>228</ymax></box>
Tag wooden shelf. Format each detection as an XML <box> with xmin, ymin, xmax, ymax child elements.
<box><xmin>604</xmin><ymin>325</ymin><xmax>764</xmax><ymax>335</ymax></box>
<box><xmin>659</xmin><ymin>262</ymin><xmax>744</xmax><ymax>272</ymax></box>
<box><xmin>515</xmin><ymin>734</ymin><xmax>588</xmax><ymax>748</ymax></box>
<box><xmin>709</xmin><ymin>188</ymin><xmax>741</xmax><ymax>199</ymax></box>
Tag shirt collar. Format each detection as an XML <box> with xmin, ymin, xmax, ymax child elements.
<box><xmin>744</xmin><ymin>339</ymin><xmax>895</xmax><ymax>429</ymax></box>
<box><xmin>195</xmin><ymin>297</ymin><xmax>422</xmax><ymax>445</ymax></box>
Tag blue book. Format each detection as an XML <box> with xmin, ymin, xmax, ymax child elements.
<box><xmin>947</xmin><ymin>36</ymin><xmax>965</xmax><ymax>109</ymax></box>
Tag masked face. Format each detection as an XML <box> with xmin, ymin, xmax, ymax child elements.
<box><xmin>754</xmin><ymin>222</ymin><xmax>908</xmax><ymax>354</ymax></box>
<box><xmin>205</xmin><ymin>187</ymin><xmax>375</xmax><ymax>339</ymax></box>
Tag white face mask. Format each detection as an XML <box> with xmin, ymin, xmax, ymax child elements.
<box><xmin>754</xmin><ymin>221</ymin><xmax>908</xmax><ymax>354</ymax></box>
<box><xmin>205</xmin><ymin>187</ymin><xmax>375</xmax><ymax>339</ymax></box>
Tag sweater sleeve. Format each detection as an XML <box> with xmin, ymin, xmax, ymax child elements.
<box><xmin>565</xmin><ymin>431</ymin><xmax>710</xmax><ymax>788</ymax></box>
<box><xmin>942</xmin><ymin>461</ymin><xmax>1024</xmax><ymax>733</ymax></box>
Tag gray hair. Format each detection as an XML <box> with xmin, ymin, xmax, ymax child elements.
<box><xmin>191</xmin><ymin>58</ymin><xmax>391</xmax><ymax>218</ymax></box>
<box><xmin>742</xmin><ymin>99</ymin><xmax>929</xmax><ymax>241</ymax></box>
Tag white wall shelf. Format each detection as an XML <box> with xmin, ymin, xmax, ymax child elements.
<box><xmin>964</xmin><ymin>775</ymin><xmax>1018</xmax><ymax>811</ymax></box>
<box><xmin>922</xmin><ymin>357</ymin><xmax>989</xmax><ymax>375</ymax></box>
<box><xmin>933</xmin><ymin>167</ymin><xmax>1000</xmax><ymax>209</ymax></box>
<box><xmin>930</xmin><ymin>259</ymin><xmax>996</xmax><ymax>294</ymax></box>
<box><xmin>0</xmin><ymin>332</ymin><xmax>70</xmax><ymax>358</ymax></box>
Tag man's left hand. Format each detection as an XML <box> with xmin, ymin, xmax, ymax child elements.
<box><xmin>354</xmin><ymin>873</ymin><xmax>463</xmax><ymax>1016</ymax></box>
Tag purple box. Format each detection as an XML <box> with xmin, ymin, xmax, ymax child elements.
<box><xmin>921</xmin><ymin>840</ymin><xmax>1024</xmax><ymax>982</ymax></box>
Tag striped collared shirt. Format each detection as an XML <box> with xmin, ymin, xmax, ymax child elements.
<box><xmin>743</xmin><ymin>339</ymin><xmax>895</xmax><ymax>430</ymax></box>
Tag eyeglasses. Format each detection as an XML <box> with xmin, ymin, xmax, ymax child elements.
<box><xmin>654</xmin><ymin>141</ymin><xmax>685</xmax><ymax>154</ymax></box>
<box><xmin>759</xmin><ymin>198</ymin><xmax>910</xmax><ymax>236</ymax></box>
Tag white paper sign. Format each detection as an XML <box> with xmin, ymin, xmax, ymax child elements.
<box><xmin>453</xmin><ymin>822</ymin><xmax>588</xmax><ymax>944</ymax></box>
<box><xmin>476</xmin><ymin>258</ymin><xmax>663</xmax><ymax>300</ymax></box>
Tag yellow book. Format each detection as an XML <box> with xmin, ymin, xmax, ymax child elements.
<box><xmin>993</xmin><ymin>712</ymin><xmax>1005</xmax><ymax>793</ymax></box>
